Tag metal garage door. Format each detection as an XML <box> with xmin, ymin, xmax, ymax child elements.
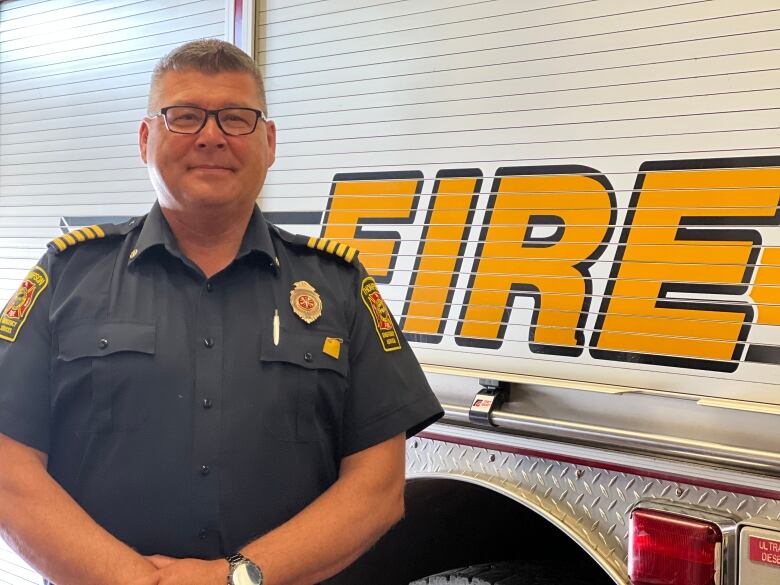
<box><xmin>0</xmin><ymin>2</ymin><xmax>226</xmax><ymax>581</ymax></box>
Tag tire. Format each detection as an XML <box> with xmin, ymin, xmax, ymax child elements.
<box><xmin>409</xmin><ymin>560</ymin><xmax>608</xmax><ymax>585</ymax></box>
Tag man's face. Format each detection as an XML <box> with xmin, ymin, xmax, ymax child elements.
<box><xmin>139</xmin><ymin>70</ymin><xmax>276</xmax><ymax>213</ymax></box>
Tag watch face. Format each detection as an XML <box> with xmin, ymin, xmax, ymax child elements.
<box><xmin>232</xmin><ymin>562</ymin><xmax>262</xmax><ymax>585</ymax></box>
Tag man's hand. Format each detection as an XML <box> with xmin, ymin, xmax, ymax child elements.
<box><xmin>145</xmin><ymin>555</ymin><xmax>178</xmax><ymax>569</ymax></box>
<box><xmin>130</xmin><ymin>557</ymin><xmax>229</xmax><ymax>585</ymax></box>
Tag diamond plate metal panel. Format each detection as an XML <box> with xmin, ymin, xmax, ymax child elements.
<box><xmin>406</xmin><ymin>437</ymin><xmax>780</xmax><ymax>583</ymax></box>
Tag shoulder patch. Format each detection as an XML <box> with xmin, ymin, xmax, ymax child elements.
<box><xmin>47</xmin><ymin>220</ymin><xmax>137</xmax><ymax>254</ymax></box>
<box><xmin>306</xmin><ymin>236</ymin><xmax>359</xmax><ymax>264</ymax></box>
<box><xmin>360</xmin><ymin>276</ymin><xmax>401</xmax><ymax>352</ymax></box>
<box><xmin>0</xmin><ymin>265</ymin><xmax>48</xmax><ymax>342</ymax></box>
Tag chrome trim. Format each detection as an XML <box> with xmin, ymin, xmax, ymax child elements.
<box><xmin>406</xmin><ymin>471</ymin><xmax>625</xmax><ymax>585</ymax></box>
<box><xmin>422</xmin><ymin>363</ymin><xmax>638</xmax><ymax>395</ymax></box>
<box><xmin>422</xmin><ymin>422</ymin><xmax>780</xmax><ymax>495</ymax></box>
<box><xmin>407</xmin><ymin>435</ymin><xmax>780</xmax><ymax>585</ymax></box>
<box><xmin>629</xmin><ymin>501</ymin><xmax>738</xmax><ymax>585</ymax></box>
<box><xmin>439</xmin><ymin>403</ymin><xmax>780</xmax><ymax>477</ymax></box>
<box><xmin>697</xmin><ymin>397</ymin><xmax>780</xmax><ymax>416</ymax></box>
<box><xmin>739</xmin><ymin>517</ymin><xmax>780</xmax><ymax>532</ymax></box>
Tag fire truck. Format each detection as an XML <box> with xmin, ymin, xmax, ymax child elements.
<box><xmin>1</xmin><ymin>1</ymin><xmax>779</xmax><ymax>584</ymax></box>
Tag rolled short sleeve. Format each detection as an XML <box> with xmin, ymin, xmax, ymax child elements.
<box><xmin>341</xmin><ymin>264</ymin><xmax>443</xmax><ymax>456</ymax></box>
<box><xmin>0</xmin><ymin>254</ymin><xmax>53</xmax><ymax>453</ymax></box>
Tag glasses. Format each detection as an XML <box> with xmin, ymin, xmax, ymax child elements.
<box><xmin>150</xmin><ymin>106</ymin><xmax>267</xmax><ymax>136</ymax></box>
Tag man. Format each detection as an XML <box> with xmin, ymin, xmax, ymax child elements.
<box><xmin>0</xmin><ymin>39</ymin><xmax>442</xmax><ymax>585</ymax></box>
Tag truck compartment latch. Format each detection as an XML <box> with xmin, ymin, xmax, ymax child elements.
<box><xmin>469</xmin><ymin>378</ymin><xmax>510</xmax><ymax>427</ymax></box>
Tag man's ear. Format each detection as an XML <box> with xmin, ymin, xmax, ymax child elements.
<box><xmin>265</xmin><ymin>119</ymin><xmax>277</xmax><ymax>167</ymax></box>
<box><xmin>139</xmin><ymin>119</ymin><xmax>150</xmax><ymax>164</ymax></box>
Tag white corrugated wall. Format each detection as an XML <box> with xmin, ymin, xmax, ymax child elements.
<box><xmin>0</xmin><ymin>1</ymin><xmax>226</xmax><ymax>581</ymax></box>
<box><xmin>0</xmin><ymin>0</ymin><xmax>226</xmax><ymax>300</ymax></box>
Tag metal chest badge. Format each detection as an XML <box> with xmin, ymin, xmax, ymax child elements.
<box><xmin>290</xmin><ymin>281</ymin><xmax>322</xmax><ymax>324</ymax></box>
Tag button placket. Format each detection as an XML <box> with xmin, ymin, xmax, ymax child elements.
<box><xmin>192</xmin><ymin>278</ymin><xmax>223</xmax><ymax>544</ymax></box>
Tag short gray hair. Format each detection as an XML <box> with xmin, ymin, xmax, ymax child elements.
<box><xmin>148</xmin><ymin>39</ymin><xmax>267</xmax><ymax>112</ymax></box>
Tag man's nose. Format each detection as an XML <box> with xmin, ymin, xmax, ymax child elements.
<box><xmin>195</xmin><ymin>115</ymin><xmax>227</xmax><ymax>149</ymax></box>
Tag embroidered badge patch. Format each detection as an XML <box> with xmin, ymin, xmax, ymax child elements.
<box><xmin>0</xmin><ymin>265</ymin><xmax>48</xmax><ymax>342</ymax></box>
<box><xmin>360</xmin><ymin>276</ymin><xmax>401</xmax><ymax>352</ymax></box>
<box><xmin>290</xmin><ymin>281</ymin><xmax>322</xmax><ymax>324</ymax></box>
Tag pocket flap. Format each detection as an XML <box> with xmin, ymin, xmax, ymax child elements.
<box><xmin>261</xmin><ymin>330</ymin><xmax>348</xmax><ymax>377</ymax></box>
<box><xmin>59</xmin><ymin>321</ymin><xmax>156</xmax><ymax>362</ymax></box>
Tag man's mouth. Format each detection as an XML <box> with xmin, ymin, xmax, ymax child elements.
<box><xmin>189</xmin><ymin>165</ymin><xmax>234</xmax><ymax>172</ymax></box>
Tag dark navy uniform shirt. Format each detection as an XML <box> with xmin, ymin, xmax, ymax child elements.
<box><xmin>0</xmin><ymin>202</ymin><xmax>442</xmax><ymax>558</ymax></box>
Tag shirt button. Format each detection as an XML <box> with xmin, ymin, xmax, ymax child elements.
<box><xmin>200</xmin><ymin>465</ymin><xmax>210</xmax><ymax>476</ymax></box>
<box><xmin>304</xmin><ymin>352</ymin><xmax>313</xmax><ymax>362</ymax></box>
<box><xmin>202</xmin><ymin>398</ymin><xmax>213</xmax><ymax>409</ymax></box>
<box><xmin>203</xmin><ymin>337</ymin><xmax>214</xmax><ymax>348</ymax></box>
<box><xmin>206</xmin><ymin>282</ymin><xmax>213</xmax><ymax>292</ymax></box>
<box><xmin>98</xmin><ymin>338</ymin><xmax>109</xmax><ymax>349</ymax></box>
<box><xmin>198</xmin><ymin>528</ymin><xmax>208</xmax><ymax>540</ymax></box>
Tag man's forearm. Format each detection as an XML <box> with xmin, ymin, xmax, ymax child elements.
<box><xmin>0</xmin><ymin>434</ymin><xmax>156</xmax><ymax>585</ymax></box>
<box><xmin>241</xmin><ymin>435</ymin><xmax>406</xmax><ymax>585</ymax></box>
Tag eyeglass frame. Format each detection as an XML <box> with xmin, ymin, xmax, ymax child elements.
<box><xmin>149</xmin><ymin>106</ymin><xmax>268</xmax><ymax>136</ymax></box>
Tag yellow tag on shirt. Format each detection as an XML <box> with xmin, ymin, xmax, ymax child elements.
<box><xmin>323</xmin><ymin>337</ymin><xmax>341</xmax><ymax>360</ymax></box>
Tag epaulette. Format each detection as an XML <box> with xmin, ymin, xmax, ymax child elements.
<box><xmin>47</xmin><ymin>218</ymin><xmax>140</xmax><ymax>254</ymax></box>
<box><xmin>305</xmin><ymin>236</ymin><xmax>359</xmax><ymax>264</ymax></box>
<box><xmin>270</xmin><ymin>224</ymin><xmax>359</xmax><ymax>265</ymax></box>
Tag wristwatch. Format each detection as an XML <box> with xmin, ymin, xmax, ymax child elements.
<box><xmin>226</xmin><ymin>552</ymin><xmax>264</xmax><ymax>585</ymax></box>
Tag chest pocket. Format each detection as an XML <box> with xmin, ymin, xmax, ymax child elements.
<box><xmin>259</xmin><ymin>329</ymin><xmax>349</xmax><ymax>442</ymax></box>
<box><xmin>58</xmin><ymin>321</ymin><xmax>156</xmax><ymax>432</ymax></box>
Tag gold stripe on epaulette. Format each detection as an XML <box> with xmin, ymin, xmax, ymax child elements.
<box><xmin>305</xmin><ymin>236</ymin><xmax>358</xmax><ymax>265</ymax></box>
<box><xmin>49</xmin><ymin>223</ymin><xmax>110</xmax><ymax>254</ymax></box>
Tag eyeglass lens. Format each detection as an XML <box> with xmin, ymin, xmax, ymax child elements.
<box><xmin>165</xmin><ymin>107</ymin><xmax>258</xmax><ymax>135</ymax></box>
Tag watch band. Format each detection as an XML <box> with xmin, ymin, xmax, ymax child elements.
<box><xmin>226</xmin><ymin>552</ymin><xmax>263</xmax><ymax>585</ymax></box>
<box><xmin>227</xmin><ymin>552</ymin><xmax>248</xmax><ymax>566</ymax></box>
<box><xmin>227</xmin><ymin>552</ymin><xmax>245</xmax><ymax>585</ymax></box>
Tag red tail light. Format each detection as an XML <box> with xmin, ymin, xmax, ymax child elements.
<box><xmin>629</xmin><ymin>508</ymin><xmax>722</xmax><ymax>585</ymax></box>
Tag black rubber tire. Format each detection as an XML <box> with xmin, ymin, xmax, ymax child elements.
<box><xmin>409</xmin><ymin>560</ymin><xmax>606</xmax><ymax>585</ymax></box>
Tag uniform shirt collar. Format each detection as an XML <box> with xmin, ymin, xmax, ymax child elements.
<box><xmin>236</xmin><ymin>205</ymin><xmax>278</xmax><ymax>267</ymax></box>
<box><xmin>129</xmin><ymin>201</ymin><xmax>278</xmax><ymax>270</ymax></box>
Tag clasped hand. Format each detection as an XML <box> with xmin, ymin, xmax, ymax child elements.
<box><xmin>129</xmin><ymin>555</ymin><xmax>229</xmax><ymax>585</ymax></box>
